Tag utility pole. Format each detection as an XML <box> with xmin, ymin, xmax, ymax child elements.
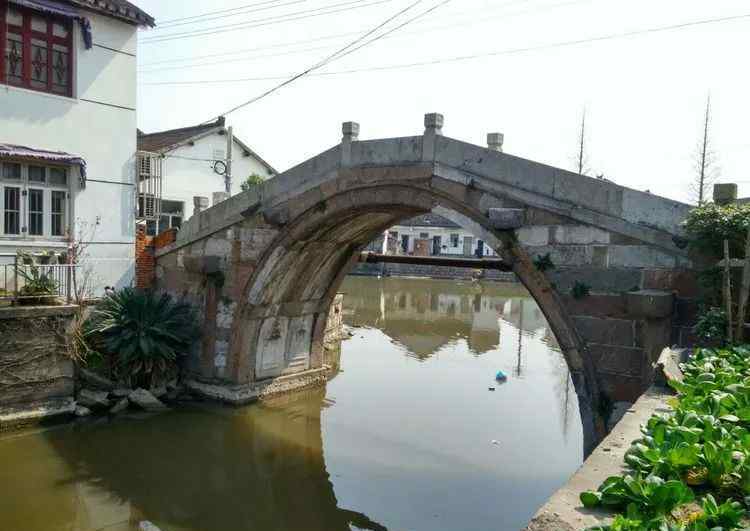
<box><xmin>225</xmin><ymin>124</ymin><xmax>233</xmax><ymax>194</ymax></box>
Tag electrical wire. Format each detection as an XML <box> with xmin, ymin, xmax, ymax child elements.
<box><xmin>140</xmin><ymin>11</ymin><xmax>750</xmax><ymax>86</ymax></box>
<box><xmin>158</xmin><ymin>0</ymin><xmax>293</xmax><ymax>25</ymax></box>
<box><xmin>158</xmin><ymin>0</ymin><xmax>307</xmax><ymax>29</ymax></box>
<box><xmin>138</xmin><ymin>0</ymin><xmax>546</xmax><ymax>72</ymax></box>
<box><xmin>209</xmin><ymin>0</ymin><xmax>447</xmax><ymax>119</ymax></box>
<box><xmin>140</xmin><ymin>0</ymin><xmax>394</xmax><ymax>44</ymax></box>
<box><xmin>139</xmin><ymin>0</ymin><xmax>537</xmax><ymax>66</ymax></box>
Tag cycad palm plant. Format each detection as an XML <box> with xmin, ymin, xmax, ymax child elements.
<box><xmin>85</xmin><ymin>288</ymin><xmax>199</xmax><ymax>388</ymax></box>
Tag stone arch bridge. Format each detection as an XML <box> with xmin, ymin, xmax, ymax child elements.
<box><xmin>153</xmin><ymin>114</ymin><xmax>696</xmax><ymax>451</ymax></box>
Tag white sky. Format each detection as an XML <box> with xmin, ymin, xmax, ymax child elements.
<box><xmin>134</xmin><ymin>0</ymin><xmax>750</xmax><ymax>204</ymax></box>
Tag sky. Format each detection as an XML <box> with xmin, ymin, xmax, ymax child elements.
<box><xmin>134</xmin><ymin>0</ymin><xmax>750</xmax><ymax>204</ymax></box>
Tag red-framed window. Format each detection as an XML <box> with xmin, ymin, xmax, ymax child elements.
<box><xmin>0</xmin><ymin>1</ymin><xmax>73</xmax><ymax>97</ymax></box>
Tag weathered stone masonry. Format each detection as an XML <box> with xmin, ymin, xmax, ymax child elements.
<box><xmin>154</xmin><ymin>114</ymin><xmax>697</xmax><ymax>452</ymax></box>
<box><xmin>0</xmin><ymin>305</ymin><xmax>77</xmax><ymax>428</ymax></box>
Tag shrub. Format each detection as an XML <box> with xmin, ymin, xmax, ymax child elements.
<box><xmin>240</xmin><ymin>173</ymin><xmax>264</xmax><ymax>192</ymax></box>
<box><xmin>84</xmin><ymin>288</ymin><xmax>199</xmax><ymax>387</ymax></box>
<box><xmin>683</xmin><ymin>203</ymin><xmax>750</xmax><ymax>259</ymax></box>
<box><xmin>694</xmin><ymin>307</ymin><xmax>727</xmax><ymax>346</ymax></box>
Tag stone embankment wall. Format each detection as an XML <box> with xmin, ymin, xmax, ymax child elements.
<box><xmin>0</xmin><ymin>306</ymin><xmax>77</xmax><ymax>428</ymax></box>
<box><xmin>525</xmin><ymin>385</ymin><xmax>673</xmax><ymax>530</ymax></box>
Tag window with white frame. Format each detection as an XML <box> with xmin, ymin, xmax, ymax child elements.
<box><xmin>146</xmin><ymin>199</ymin><xmax>183</xmax><ymax>236</ymax></box>
<box><xmin>450</xmin><ymin>233</ymin><xmax>459</xmax><ymax>247</ymax></box>
<box><xmin>0</xmin><ymin>161</ymin><xmax>70</xmax><ymax>238</ymax></box>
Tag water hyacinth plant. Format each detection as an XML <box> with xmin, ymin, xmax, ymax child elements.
<box><xmin>581</xmin><ymin>345</ymin><xmax>750</xmax><ymax>530</ymax></box>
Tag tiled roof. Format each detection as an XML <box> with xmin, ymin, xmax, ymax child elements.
<box><xmin>137</xmin><ymin>117</ymin><xmax>278</xmax><ymax>175</ymax></box>
<box><xmin>137</xmin><ymin>118</ymin><xmax>224</xmax><ymax>153</ymax></box>
<box><xmin>66</xmin><ymin>0</ymin><xmax>155</xmax><ymax>27</ymax></box>
<box><xmin>397</xmin><ymin>214</ymin><xmax>462</xmax><ymax>229</ymax></box>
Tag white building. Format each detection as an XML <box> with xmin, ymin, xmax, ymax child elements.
<box><xmin>372</xmin><ymin>214</ymin><xmax>498</xmax><ymax>257</ymax></box>
<box><xmin>0</xmin><ymin>0</ymin><xmax>154</xmax><ymax>293</ymax></box>
<box><xmin>136</xmin><ymin>117</ymin><xmax>276</xmax><ymax>235</ymax></box>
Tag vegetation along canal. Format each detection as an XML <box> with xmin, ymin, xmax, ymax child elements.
<box><xmin>0</xmin><ymin>277</ymin><xmax>582</xmax><ymax>531</ymax></box>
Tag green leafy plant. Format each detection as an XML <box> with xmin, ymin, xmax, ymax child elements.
<box><xmin>571</xmin><ymin>281</ymin><xmax>591</xmax><ymax>299</ymax></box>
<box><xmin>694</xmin><ymin>308</ymin><xmax>728</xmax><ymax>346</ymax></box>
<box><xmin>581</xmin><ymin>345</ymin><xmax>750</xmax><ymax>530</ymax></box>
<box><xmin>700</xmin><ymin>494</ymin><xmax>745</xmax><ymax>528</ymax></box>
<box><xmin>533</xmin><ymin>253</ymin><xmax>555</xmax><ymax>272</ymax></box>
<box><xmin>84</xmin><ymin>288</ymin><xmax>199</xmax><ymax>388</ymax></box>
<box><xmin>240</xmin><ymin>173</ymin><xmax>265</xmax><ymax>192</ymax></box>
<box><xmin>683</xmin><ymin>202</ymin><xmax>750</xmax><ymax>259</ymax></box>
<box><xmin>581</xmin><ymin>474</ymin><xmax>694</xmax><ymax>515</ymax></box>
<box><xmin>16</xmin><ymin>251</ymin><xmax>59</xmax><ymax>303</ymax></box>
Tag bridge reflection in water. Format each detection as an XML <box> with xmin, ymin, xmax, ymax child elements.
<box><xmin>0</xmin><ymin>277</ymin><xmax>581</xmax><ymax>531</ymax></box>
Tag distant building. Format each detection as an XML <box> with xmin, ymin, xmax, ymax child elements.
<box><xmin>367</xmin><ymin>214</ymin><xmax>498</xmax><ymax>257</ymax></box>
<box><xmin>1</xmin><ymin>0</ymin><xmax>154</xmax><ymax>293</ymax></box>
<box><xmin>137</xmin><ymin>117</ymin><xmax>276</xmax><ymax>235</ymax></box>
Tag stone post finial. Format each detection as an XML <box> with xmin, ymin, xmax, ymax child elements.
<box><xmin>193</xmin><ymin>196</ymin><xmax>209</xmax><ymax>216</ymax></box>
<box><xmin>424</xmin><ymin>113</ymin><xmax>444</xmax><ymax>135</ymax></box>
<box><xmin>487</xmin><ymin>132</ymin><xmax>504</xmax><ymax>152</ymax></box>
<box><xmin>713</xmin><ymin>183</ymin><xmax>738</xmax><ymax>206</ymax></box>
<box><xmin>342</xmin><ymin>121</ymin><xmax>360</xmax><ymax>142</ymax></box>
<box><xmin>341</xmin><ymin>122</ymin><xmax>359</xmax><ymax>166</ymax></box>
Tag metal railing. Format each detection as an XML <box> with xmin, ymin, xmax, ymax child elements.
<box><xmin>0</xmin><ymin>257</ymin><xmax>79</xmax><ymax>304</ymax></box>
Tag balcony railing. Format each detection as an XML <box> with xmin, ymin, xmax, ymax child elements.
<box><xmin>0</xmin><ymin>256</ymin><xmax>79</xmax><ymax>304</ymax></box>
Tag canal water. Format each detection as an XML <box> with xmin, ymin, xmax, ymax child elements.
<box><xmin>0</xmin><ymin>277</ymin><xmax>582</xmax><ymax>531</ymax></box>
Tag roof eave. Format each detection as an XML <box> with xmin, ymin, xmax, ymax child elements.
<box><xmin>68</xmin><ymin>1</ymin><xmax>155</xmax><ymax>28</ymax></box>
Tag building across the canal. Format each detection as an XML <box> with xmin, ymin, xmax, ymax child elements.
<box><xmin>355</xmin><ymin>213</ymin><xmax>511</xmax><ymax>280</ymax></box>
<box><xmin>366</xmin><ymin>213</ymin><xmax>499</xmax><ymax>257</ymax></box>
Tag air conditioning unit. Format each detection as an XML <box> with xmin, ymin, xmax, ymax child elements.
<box><xmin>135</xmin><ymin>151</ymin><xmax>162</xmax><ymax>221</ymax></box>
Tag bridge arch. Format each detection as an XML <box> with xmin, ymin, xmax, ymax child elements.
<box><xmin>154</xmin><ymin>114</ymin><xmax>695</xmax><ymax>454</ymax></box>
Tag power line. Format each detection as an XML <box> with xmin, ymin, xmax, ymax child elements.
<box><xmin>140</xmin><ymin>0</ymin><xmax>394</xmax><ymax>44</ymax></box>
<box><xmin>141</xmin><ymin>44</ymin><xmax>336</xmax><ymax>73</ymax></box>
<box><xmin>140</xmin><ymin>44</ymin><xmax>336</xmax><ymax>74</ymax></box>
<box><xmin>325</xmin><ymin>0</ymin><xmax>452</xmax><ymax>64</ymax></box>
<box><xmin>159</xmin><ymin>0</ymin><xmax>310</xmax><ymax>30</ymax></box>
<box><xmin>140</xmin><ymin>11</ymin><xmax>750</xmax><ymax>86</ymax></box>
<box><xmin>158</xmin><ymin>0</ymin><xmax>303</xmax><ymax>27</ymax></box>
<box><xmin>211</xmin><ymin>0</ymin><xmax>451</xmax><ymax>119</ymax></box>
<box><xmin>139</xmin><ymin>0</ymin><xmax>537</xmax><ymax>66</ymax></box>
<box><xmin>139</xmin><ymin>31</ymin><xmax>357</xmax><ymax>68</ymax></box>
<box><xmin>139</xmin><ymin>0</ymin><xmax>543</xmax><ymax>72</ymax></box>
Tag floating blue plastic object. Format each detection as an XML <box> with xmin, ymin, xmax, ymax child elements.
<box><xmin>495</xmin><ymin>370</ymin><xmax>507</xmax><ymax>382</ymax></box>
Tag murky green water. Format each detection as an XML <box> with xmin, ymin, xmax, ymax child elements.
<box><xmin>0</xmin><ymin>277</ymin><xmax>582</xmax><ymax>531</ymax></box>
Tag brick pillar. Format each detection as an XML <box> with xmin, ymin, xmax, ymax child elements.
<box><xmin>135</xmin><ymin>224</ymin><xmax>155</xmax><ymax>289</ymax></box>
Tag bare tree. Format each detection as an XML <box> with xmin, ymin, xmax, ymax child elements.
<box><xmin>574</xmin><ymin>107</ymin><xmax>590</xmax><ymax>176</ymax></box>
<box><xmin>691</xmin><ymin>95</ymin><xmax>719</xmax><ymax>204</ymax></box>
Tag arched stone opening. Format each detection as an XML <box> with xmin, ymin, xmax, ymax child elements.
<box><xmin>233</xmin><ymin>179</ymin><xmax>602</xmax><ymax>452</ymax></box>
